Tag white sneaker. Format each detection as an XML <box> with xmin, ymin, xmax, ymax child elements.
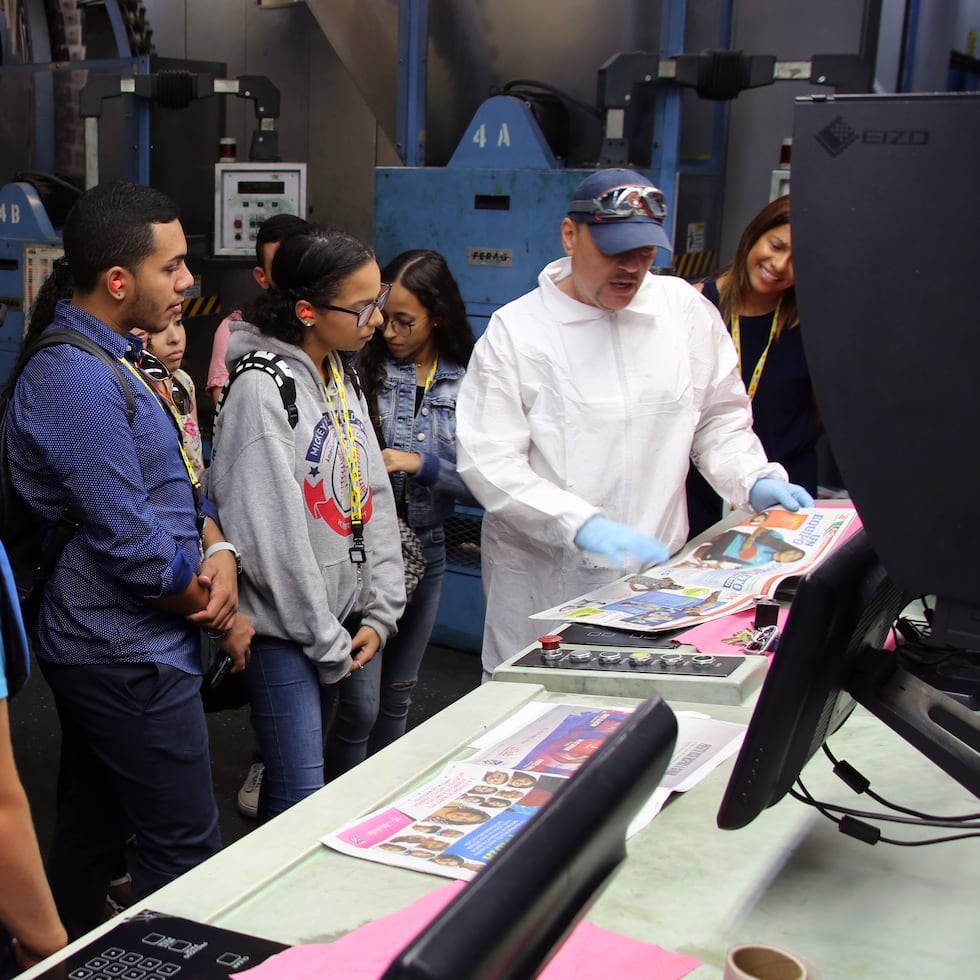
<box><xmin>237</xmin><ymin>763</ymin><xmax>264</xmax><ymax>818</ymax></box>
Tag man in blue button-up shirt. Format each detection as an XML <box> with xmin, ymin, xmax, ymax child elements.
<box><xmin>6</xmin><ymin>181</ymin><xmax>252</xmax><ymax>938</ymax></box>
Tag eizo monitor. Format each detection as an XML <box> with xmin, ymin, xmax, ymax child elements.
<box><xmin>717</xmin><ymin>529</ymin><xmax>980</xmax><ymax>832</ymax></box>
<box><xmin>382</xmin><ymin>696</ymin><xmax>678</xmax><ymax>980</ymax></box>
<box><xmin>791</xmin><ymin>92</ymin><xmax>980</xmax><ymax>651</ymax></box>
<box><xmin>717</xmin><ymin>91</ymin><xmax>980</xmax><ymax>831</ymax></box>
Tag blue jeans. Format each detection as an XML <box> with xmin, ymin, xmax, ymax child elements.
<box><xmin>244</xmin><ymin>635</ymin><xmax>340</xmax><ymax>821</ymax></box>
<box><xmin>41</xmin><ymin>661</ymin><xmax>221</xmax><ymax>939</ymax></box>
<box><xmin>324</xmin><ymin>527</ymin><xmax>446</xmax><ymax>778</ymax></box>
<box><xmin>368</xmin><ymin>526</ymin><xmax>447</xmax><ymax>755</ymax></box>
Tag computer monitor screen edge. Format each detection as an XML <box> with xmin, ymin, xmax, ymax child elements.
<box><xmin>381</xmin><ymin>697</ymin><xmax>678</xmax><ymax>980</ymax></box>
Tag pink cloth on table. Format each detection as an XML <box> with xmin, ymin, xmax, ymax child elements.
<box><xmin>232</xmin><ymin>881</ymin><xmax>701</xmax><ymax>980</ymax></box>
<box><xmin>675</xmin><ymin>605</ymin><xmax>789</xmax><ymax>657</ymax></box>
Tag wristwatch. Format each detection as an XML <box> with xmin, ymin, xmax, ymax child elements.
<box><xmin>203</xmin><ymin>541</ymin><xmax>243</xmax><ymax>576</ymax></box>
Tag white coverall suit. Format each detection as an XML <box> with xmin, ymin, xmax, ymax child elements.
<box><xmin>456</xmin><ymin>257</ymin><xmax>786</xmax><ymax>676</ymax></box>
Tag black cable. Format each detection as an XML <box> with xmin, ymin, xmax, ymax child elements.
<box><xmin>822</xmin><ymin>744</ymin><xmax>980</xmax><ymax>822</ymax></box>
<box><xmin>790</xmin><ymin>782</ymin><xmax>980</xmax><ymax>846</ymax></box>
<box><xmin>789</xmin><ymin>785</ymin><xmax>980</xmax><ymax>829</ymax></box>
<box><xmin>15</xmin><ymin>170</ymin><xmax>83</xmax><ymax>197</ymax></box>
<box><xmin>501</xmin><ymin>79</ymin><xmax>603</xmax><ymax>120</ymax></box>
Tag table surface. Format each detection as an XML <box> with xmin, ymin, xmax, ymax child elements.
<box><xmin>22</xmin><ymin>680</ymin><xmax>980</xmax><ymax>979</ymax></box>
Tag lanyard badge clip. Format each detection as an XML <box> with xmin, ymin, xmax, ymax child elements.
<box><xmin>349</xmin><ymin>519</ymin><xmax>366</xmax><ymax>565</ymax></box>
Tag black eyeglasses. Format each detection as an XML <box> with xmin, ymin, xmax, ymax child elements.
<box><xmin>139</xmin><ymin>350</ymin><xmax>192</xmax><ymax>415</ymax></box>
<box><xmin>316</xmin><ymin>282</ymin><xmax>392</xmax><ymax>328</ymax></box>
<box><xmin>383</xmin><ymin>312</ymin><xmax>429</xmax><ymax>338</ymax></box>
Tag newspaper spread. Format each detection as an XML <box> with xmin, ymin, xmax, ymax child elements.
<box><xmin>530</xmin><ymin>506</ymin><xmax>857</xmax><ymax>633</ymax></box>
<box><xmin>322</xmin><ymin>703</ymin><xmax>744</xmax><ymax>881</ymax></box>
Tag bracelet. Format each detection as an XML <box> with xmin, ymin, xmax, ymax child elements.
<box><xmin>205</xmin><ymin>628</ymin><xmax>230</xmax><ymax>639</ymax></box>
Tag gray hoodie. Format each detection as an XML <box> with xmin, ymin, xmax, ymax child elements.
<box><xmin>207</xmin><ymin>320</ymin><xmax>406</xmax><ymax>685</ymax></box>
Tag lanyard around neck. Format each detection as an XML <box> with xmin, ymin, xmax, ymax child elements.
<box><xmin>323</xmin><ymin>353</ymin><xmax>366</xmax><ymax>564</ymax></box>
<box><xmin>731</xmin><ymin>296</ymin><xmax>781</xmax><ymax>402</ymax></box>
<box><xmin>401</xmin><ymin>355</ymin><xmax>439</xmax><ymax>509</ymax></box>
<box><xmin>419</xmin><ymin>355</ymin><xmax>438</xmax><ymax>398</ymax></box>
<box><xmin>120</xmin><ymin>356</ymin><xmax>201</xmax><ymax>492</ymax></box>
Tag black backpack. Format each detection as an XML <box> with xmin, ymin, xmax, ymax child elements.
<box><xmin>0</xmin><ymin>329</ymin><xmax>136</xmax><ymax>698</ymax></box>
<box><xmin>216</xmin><ymin>350</ymin><xmax>299</xmax><ymax>428</ymax></box>
<box><xmin>215</xmin><ymin>350</ymin><xmax>362</xmax><ymax>429</ymax></box>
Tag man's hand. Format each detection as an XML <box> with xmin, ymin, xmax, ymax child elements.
<box><xmin>574</xmin><ymin>515</ymin><xmax>669</xmax><ymax>567</ymax></box>
<box><xmin>189</xmin><ymin>549</ymin><xmax>239</xmax><ymax>634</ymax></box>
<box><xmin>749</xmin><ymin>478</ymin><xmax>815</xmax><ymax>513</ymax></box>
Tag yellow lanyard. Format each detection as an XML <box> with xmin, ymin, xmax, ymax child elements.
<box><xmin>731</xmin><ymin>296</ymin><xmax>781</xmax><ymax>402</ymax></box>
<box><xmin>119</xmin><ymin>356</ymin><xmax>201</xmax><ymax>492</ymax></box>
<box><xmin>402</xmin><ymin>356</ymin><xmax>439</xmax><ymax>508</ymax></box>
<box><xmin>420</xmin><ymin>355</ymin><xmax>438</xmax><ymax>398</ymax></box>
<box><xmin>323</xmin><ymin>353</ymin><xmax>366</xmax><ymax>564</ymax></box>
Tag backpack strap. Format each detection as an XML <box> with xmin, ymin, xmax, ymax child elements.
<box><xmin>0</xmin><ymin>329</ymin><xmax>136</xmax><ymax>696</ymax></box>
<box><xmin>218</xmin><ymin>351</ymin><xmax>298</xmax><ymax>429</ymax></box>
<box><xmin>12</xmin><ymin>328</ymin><xmax>137</xmax><ymax>424</ymax></box>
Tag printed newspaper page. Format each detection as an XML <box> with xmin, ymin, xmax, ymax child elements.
<box><xmin>530</xmin><ymin>507</ymin><xmax>856</xmax><ymax>633</ymax></box>
<box><xmin>322</xmin><ymin>704</ymin><xmax>744</xmax><ymax>881</ymax></box>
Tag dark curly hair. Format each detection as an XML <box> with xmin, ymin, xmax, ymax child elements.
<box><xmin>359</xmin><ymin>250</ymin><xmax>475</xmax><ymax>417</ymax></box>
<box><xmin>242</xmin><ymin>225</ymin><xmax>376</xmax><ymax>346</ymax></box>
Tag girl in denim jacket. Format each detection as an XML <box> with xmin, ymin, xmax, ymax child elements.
<box><xmin>346</xmin><ymin>250</ymin><xmax>477</xmax><ymax>763</ymax></box>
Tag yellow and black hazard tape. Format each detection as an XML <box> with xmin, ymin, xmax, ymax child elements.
<box><xmin>181</xmin><ymin>296</ymin><xmax>222</xmax><ymax>317</ymax></box>
<box><xmin>672</xmin><ymin>250</ymin><xmax>716</xmax><ymax>283</ymax></box>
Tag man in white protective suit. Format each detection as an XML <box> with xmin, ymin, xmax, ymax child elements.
<box><xmin>456</xmin><ymin>168</ymin><xmax>813</xmax><ymax>679</ymax></box>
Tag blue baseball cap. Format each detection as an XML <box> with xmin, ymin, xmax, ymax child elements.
<box><xmin>567</xmin><ymin>168</ymin><xmax>673</xmax><ymax>255</ymax></box>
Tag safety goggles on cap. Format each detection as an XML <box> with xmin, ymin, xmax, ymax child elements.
<box><xmin>139</xmin><ymin>350</ymin><xmax>192</xmax><ymax>416</ymax></box>
<box><xmin>568</xmin><ymin>184</ymin><xmax>667</xmax><ymax>224</ymax></box>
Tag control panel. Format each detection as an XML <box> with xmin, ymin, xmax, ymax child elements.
<box><xmin>213</xmin><ymin>162</ymin><xmax>307</xmax><ymax>256</ymax></box>
<box><xmin>494</xmin><ymin>629</ymin><xmax>769</xmax><ymax>706</ymax></box>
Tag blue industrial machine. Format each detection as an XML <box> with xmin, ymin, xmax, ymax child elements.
<box><xmin>0</xmin><ymin>182</ymin><xmax>62</xmax><ymax>370</ymax></box>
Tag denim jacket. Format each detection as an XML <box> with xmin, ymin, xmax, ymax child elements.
<box><xmin>375</xmin><ymin>356</ymin><xmax>476</xmax><ymax>530</ymax></box>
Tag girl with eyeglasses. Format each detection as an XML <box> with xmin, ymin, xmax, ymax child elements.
<box><xmin>350</xmin><ymin>250</ymin><xmax>477</xmax><ymax>765</ymax></box>
<box><xmin>206</xmin><ymin>226</ymin><xmax>405</xmax><ymax>820</ymax></box>
<box><xmin>686</xmin><ymin>195</ymin><xmax>820</xmax><ymax>538</ymax></box>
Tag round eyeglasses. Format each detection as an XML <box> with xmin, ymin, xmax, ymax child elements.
<box><xmin>316</xmin><ymin>282</ymin><xmax>392</xmax><ymax>328</ymax></box>
<box><xmin>383</xmin><ymin>312</ymin><xmax>429</xmax><ymax>337</ymax></box>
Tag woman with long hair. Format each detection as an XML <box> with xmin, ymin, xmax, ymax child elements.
<box><xmin>207</xmin><ymin>226</ymin><xmax>405</xmax><ymax>819</ymax></box>
<box><xmin>349</xmin><ymin>250</ymin><xmax>476</xmax><ymax>762</ymax></box>
<box><xmin>686</xmin><ymin>195</ymin><xmax>818</xmax><ymax>537</ymax></box>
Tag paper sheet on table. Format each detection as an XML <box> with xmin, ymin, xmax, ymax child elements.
<box><xmin>322</xmin><ymin>704</ymin><xmax>745</xmax><ymax>881</ymax></box>
<box><xmin>231</xmin><ymin>881</ymin><xmax>702</xmax><ymax>980</ymax></box>
<box><xmin>626</xmin><ymin>711</ymin><xmax>745</xmax><ymax>835</ymax></box>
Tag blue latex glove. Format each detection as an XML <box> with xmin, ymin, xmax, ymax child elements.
<box><xmin>574</xmin><ymin>516</ymin><xmax>669</xmax><ymax>567</ymax></box>
<box><xmin>749</xmin><ymin>477</ymin><xmax>815</xmax><ymax>513</ymax></box>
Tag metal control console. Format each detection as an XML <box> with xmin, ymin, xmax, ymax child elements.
<box><xmin>494</xmin><ymin>627</ymin><xmax>768</xmax><ymax>706</ymax></box>
<box><xmin>213</xmin><ymin>162</ymin><xmax>307</xmax><ymax>256</ymax></box>
<box><xmin>513</xmin><ymin>646</ymin><xmax>744</xmax><ymax>677</ymax></box>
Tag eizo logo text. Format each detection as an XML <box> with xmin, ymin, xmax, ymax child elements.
<box><xmin>862</xmin><ymin>129</ymin><xmax>929</xmax><ymax>145</ymax></box>
<box><xmin>816</xmin><ymin>115</ymin><xmax>930</xmax><ymax>157</ymax></box>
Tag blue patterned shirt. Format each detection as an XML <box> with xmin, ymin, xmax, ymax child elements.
<box><xmin>6</xmin><ymin>300</ymin><xmax>204</xmax><ymax>671</ymax></box>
